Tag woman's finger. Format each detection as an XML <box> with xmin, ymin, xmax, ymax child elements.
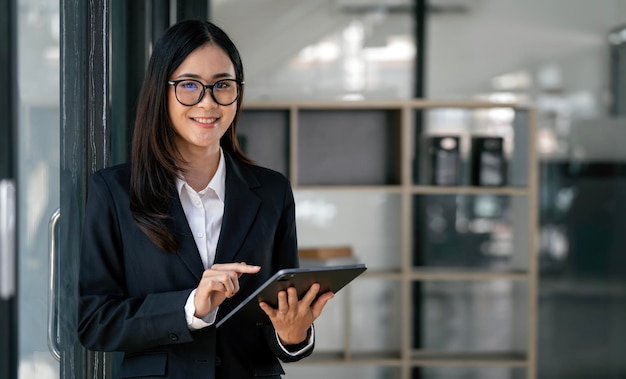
<box><xmin>299</xmin><ymin>282</ymin><xmax>321</xmax><ymax>307</ymax></box>
<box><xmin>277</xmin><ymin>290</ymin><xmax>288</xmax><ymax>315</ymax></box>
<box><xmin>310</xmin><ymin>291</ymin><xmax>334</xmax><ymax>319</ymax></box>
<box><xmin>231</xmin><ymin>272</ymin><xmax>240</xmax><ymax>294</ymax></box>
<box><xmin>287</xmin><ymin>286</ymin><xmax>299</xmax><ymax>308</ymax></box>
<box><xmin>210</xmin><ymin>262</ymin><xmax>261</xmax><ymax>275</ymax></box>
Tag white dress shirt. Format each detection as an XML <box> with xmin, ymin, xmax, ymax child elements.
<box><xmin>177</xmin><ymin>148</ymin><xmax>226</xmax><ymax>329</ymax></box>
<box><xmin>176</xmin><ymin>148</ymin><xmax>313</xmax><ymax>354</ymax></box>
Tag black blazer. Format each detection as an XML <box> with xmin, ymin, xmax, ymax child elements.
<box><xmin>78</xmin><ymin>151</ymin><xmax>312</xmax><ymax>378</ymax></box>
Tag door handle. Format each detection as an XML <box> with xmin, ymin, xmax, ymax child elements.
<box><xmin>0</xmin><ymin>179</ymin><xmax>16</xmax><ymax>300</ymax></box>
<box><xmin>48</xmin><ymin>208</ymin><xmax>61</xmax><ymax>361</ymax></box>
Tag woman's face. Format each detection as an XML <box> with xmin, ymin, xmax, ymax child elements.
<box><xmin>167</xmin><ymin>43</ymin><xmax>238</xmax><ymax>157</ymax></box>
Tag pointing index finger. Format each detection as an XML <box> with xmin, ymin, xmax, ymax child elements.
<box><xmin>212</xmin><ymin>262</ymin><xmax>261</xmax><ymax>275</ymax></box>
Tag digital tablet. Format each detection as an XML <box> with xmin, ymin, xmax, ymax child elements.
<box><xmin>215</xmin><ymin>264</ymin><xmax>367</xmax><ymax>328</ymax></box>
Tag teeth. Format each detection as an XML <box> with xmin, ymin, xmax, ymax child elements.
<box><xmin>193</xmin><ymin>117</ymin><xmax>216</xmax><ymax>124</ymax></box>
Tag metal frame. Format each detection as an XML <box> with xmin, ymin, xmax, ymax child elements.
<box><xmin>0</xmin><ymin>0</ymin><xmax>17</xmax><ymax>377</ymax></box>
<box><xmin>609</xmin><ymin>24</ymin><xmax>626</xmax><ymax>117</ymax></box>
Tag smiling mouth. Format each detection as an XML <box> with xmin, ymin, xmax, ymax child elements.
<box><xmin>192</xmin><ymin>117</ymin><xmax>217</xmax><ymax>124</ymax></box>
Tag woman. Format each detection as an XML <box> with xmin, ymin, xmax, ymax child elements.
<box><xmin>77</xmin><ymin>20</ymin><xmax>333</xmax><ymax>378</ymax></box>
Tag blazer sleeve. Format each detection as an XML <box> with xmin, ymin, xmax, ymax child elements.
<box><xmin>77</xmin><ymin>170</ymin><xmax>195</xmax><ymax>352</ymax></box>
<box><xmin>263</xmin><ymin>178</ymin><xmax>314</xmax><ymax>362</ymax></box>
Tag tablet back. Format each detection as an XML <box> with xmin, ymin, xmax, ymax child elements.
<box><xmin>215</xmin><ymin>264</ymin><xmax>367</xmax><ymax>328</ymax></box>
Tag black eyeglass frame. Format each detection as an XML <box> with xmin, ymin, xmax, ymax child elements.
<box><xmin>167</xmin><ymin>78</ymin><xmax>245</xmax><ymax>106</ymax></box>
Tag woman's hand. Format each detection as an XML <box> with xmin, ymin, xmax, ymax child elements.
<box><xmin>259</xmin><ymin>283</ymin><xmax>334</xmax><ymax>345</ymax></box>
<box><xmin>193</xmin><ymin>262</ymin><xmax>261</xmax><ymax>318</ymax></box>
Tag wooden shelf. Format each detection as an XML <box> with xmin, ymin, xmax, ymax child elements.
<box><xmin>295</xmin><ymin>350</ymin><xmax>528</xmax><ymax>368</ymax></box>
<box><xmin>294</xmin><ymin>185</ymin><xmax>405</xmax><ymax>192</ymax></box>
<box><xmin>409</xmin><ymin>268</ymin><xmax>530</xmax><ymax>281</ymax></box>
<box><xmin>243</xmin><ymin>99</ymin><xmax>532</xmax><ymax>110</ymax></box>
<box><xmin>360</xmin><ymin>270</ymin><xmax>403</xmax><ymax>279</ymax></box>
<box><xmin>409</xmin><ymin>185</ymin><xmax>531</xmax><ymax>196</ymax></box>
<box><xmin>411</xmin><ymin>351</ymin><xmax>528</xmax><ymax>367</ymax></box>
<box><xmin>293</xmin><ymin>185</ymin><xmax>530</xmax><ymax>195</ymax></box>
<box><xmin>239</xmin><ymin>99</ymin><xmax>538</xmax><ymax>379</ymax></box>
<box><xmin>357</xmin><ymin>269</ymin><xmax>530</xmax><ymax>281</ymax></box>
<box><xmin>301</xmin><ymin>351</ymin><xmax>403</xmax><ymax>366</ymax></box>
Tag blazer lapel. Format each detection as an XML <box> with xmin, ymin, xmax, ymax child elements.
<box><xmin>171</xmin><ymin>193</ymin><xmax>204</xmax><ymax>281</ymax></box>
<box><xmin>214</xmin><ymin>151</ymin><xmax>261</xmax><ymax>264</ymax></box>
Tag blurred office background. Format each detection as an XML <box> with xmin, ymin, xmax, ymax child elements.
<box><xmin>10</xmin><ymin>0</ymin><xmax>626</xmax><ymax>378</ymax></box>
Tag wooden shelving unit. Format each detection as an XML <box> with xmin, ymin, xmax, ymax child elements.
<box><xmin>238</xmin><ymin>99</ymin><xmax>538</xmax><ymax>379</ymax></box>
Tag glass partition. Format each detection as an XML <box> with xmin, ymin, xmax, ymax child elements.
<box><xmin>17</xmin><ymin>0</ymin><xmax>60</xmax><ymax>378</ymax></box>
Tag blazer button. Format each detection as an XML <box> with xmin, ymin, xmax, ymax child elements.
<box><xmin>215</xmin><ymin>356</ymin><xmax>222</xmax><ymax>366</ymax></box>
<box><xmin>168</xmin><ymin>333</ymin><xmax>179</xmax><ymax>341</ymax></box>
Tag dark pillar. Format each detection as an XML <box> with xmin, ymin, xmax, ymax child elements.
<box><xmin>413</xmin><ymin>0</ymin><xmax>426</xmax><ymax>98</ymax></box>
<box><xmin>0</xmin><ymin>0</ymin><xmax>17</xmax><ymax>375</ymax></box>
<box><xmin>412</xmin><ymin>1</ymin><xmax>427</xmax><ymax>377</ymax></box>
<box><xmin>177</xmin><ymin>0</ymin><xmax>210</xmax><ymax>21</ymax></box>
<box><xmin>60</xmin><ymin>0</ymin><xmax>110</xmax><ymax>377</ymax></box>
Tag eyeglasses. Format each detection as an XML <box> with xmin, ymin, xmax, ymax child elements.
<box><xmin>167</xmin><ymin>78</ymin><xmax>244</xmax><ymax>106</ymax></box>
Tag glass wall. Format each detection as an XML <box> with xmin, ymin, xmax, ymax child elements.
<box><xmin>215</xmin><ymin>0</ymin><xmax>626</xmax><ymax>377</ymax></box>
<box><xmin>212</xmin><ymin>0</ymin><xmax>415</xmax><ymax>100</ymax></box>
<box><xmin>16</xmin><ymin>0</ymin><xmax>60</xmax><ymax>378</ymax></box>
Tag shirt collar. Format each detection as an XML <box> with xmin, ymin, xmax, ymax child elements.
<box><xmin>175</xmin><ymin>147</ymin><xmax>226</xmax><ymax>202</ymax></box>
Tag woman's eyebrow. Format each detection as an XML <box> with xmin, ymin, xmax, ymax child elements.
<box><xmin>212</xmin><ymin>72</ymin><xmax>235</xmax><ymax>79</ymax></box>
<box><xmin>173</xmin><ymin>72</ymin><xmax>235</xmax><ymax>80</ymax></box>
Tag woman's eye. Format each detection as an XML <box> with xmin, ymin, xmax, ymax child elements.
<box><xmin>180</xmin><ymin>81</ymin><xmax>199</xmax><ymax>90</ymax></box>
<box><xmin>214</xmin><ymin>81</ymin><xmax>231</xmax><ymax>90</ymax></box>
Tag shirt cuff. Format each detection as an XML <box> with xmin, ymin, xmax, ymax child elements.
<box><xmin>184</xmin><ymin>289</ymin><xmax>218</xmax><ymax>330</ymax></box>
<box><xmin>275</xmin><ymin>325</ymin><xmax>314</xmax><ymax>356</ymax></box>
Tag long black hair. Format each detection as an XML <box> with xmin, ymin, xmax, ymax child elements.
<box><xmin>130</xmin><ymin>20</ymin><xmax>252</xmax><ymax>252</ymax></box>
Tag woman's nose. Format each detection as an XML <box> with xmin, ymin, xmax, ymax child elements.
<box><xmin>197</xmin><ymin>88</ymin><xmax>218</xmax><ymax>108</ymax></box>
